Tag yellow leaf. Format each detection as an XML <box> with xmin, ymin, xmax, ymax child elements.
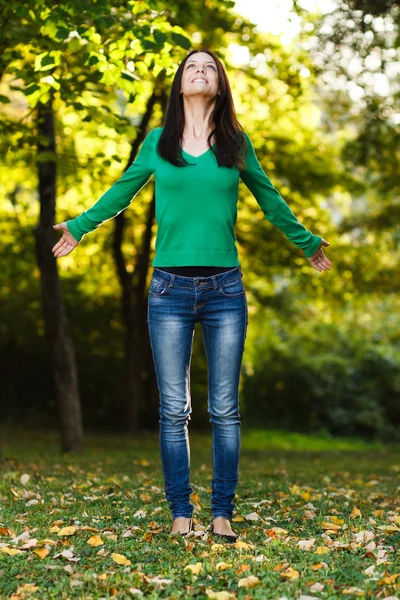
<box><xmin>232</xmin><ymin>515</ymin><xmax>245</xmax><ymax>522</ymax></box>
<box><xmin>302</xmin><ymin>491</ymin><xmax>312</xmax><ymax>501</ymax></box>
<box><xmin>315</xmin><ymin>546</ymin><xmax>331</xmax><ymax>554</ymax></box>
<box><xmin>49</xmin><ymin>525</ymin><xmax>60</xmax><ymax>533</ymax></box>
<box><xmin>0</xmin><ymin>547</ymin><xmax>23</xmax><ymax>555</ymax></box>
<box><xmin>184</xmin><ymin>562</ymin><xmax>203</xmax><ymax>574</ymax></box>
<box><xmin>205</xmin><ymin>590</ymin><xmax>235</xmax><ymax>599</ymax></box>
<box><xmin>350</xmin><ymin>506</ymin><xmax>362</xmax><ymax>519</ymax></box>
<box><xmin>33</xmin><ymin>548</ymin><xmax>49</xmax><ymax>559</ymax></box>
<box><xmin>321</xmin><ymin>521</ymin><xmax>341</xmax><ymax>530</ymax></box>
<box><xmin>111</xmin><ymin>552</ymin><xmax>131</xmax><ymax>566</ymax></box>
<box><xmin>311</xmin><ymin>562</ymin><xmax>328</xmax><ymax>570</ymax></box>
<box><xmin>57</xmin><ymin>526</ymin><xmax>77</xmax><ymax>536</ymax></box>
<box><xmin>238</xmin><ymin>575</ymin><xmax>260</xmax><ymax>588</ymax></box>
<box><xmin>87</xmin><ymin>535</ymin><xmax>104</xmax><ymax>547</ymax></box>
<box><xmin>235</xmin><ymin>540</ymin><xmax>251</xmax><ymax>550</ymax></box>
<box><xmin>140</xmin><ymin>457</ymin><xmax>149</xmax><ymax>466</ymax></box>
<box><xmin>210</xmin><ymin>543</ymin><xmax>225</xmax><ymax>551</ymax></box>
<box><xmin>377</xmin><ymin>525</ymin><xmax>400</xmax><ymax>532</ymax></box>
<box><xmin>289</xmin><ymin>484</ymin><xmax>302</xmax><ymax>495</ymax></box>
<box><xmin>280</xmin><ymin>567</ymin><xmax>299</xmax><ymax>580</ymax></box>
<box><xmin>379</xmin><ymin>573</ymin><xmax>399</xmax><ymax>585</ymax></box>
<box><xmin>342</xmin><ymin>586</ymin><xmax>364</xmax><ymax>595</ymax></box>
<box><xmin>215</xmin><ymin>562</ymin><xmax>233</xmax><ymax>571</ymax></box>
<box><xmin>16</xmin><ymin>584</ymin><xmax>39</xmax><ymax>593</ymax></box>
<box><xmin>330</xmin><ymin>516</ymin><xmax>345</xmax><ymax>524</ymax></box>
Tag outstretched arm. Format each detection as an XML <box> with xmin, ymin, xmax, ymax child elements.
<box><xmin>239</xmin><ymin>131</ymin><xmax>331</xmax><ymax>270</ymax></box>
<box><xmin>66</xmin><ymin>128</ymin><xmax>156</xmax><ymax>243</ymax></box>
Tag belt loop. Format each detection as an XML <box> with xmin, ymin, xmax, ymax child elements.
<box><xmin>168</xmin><ymin>273</ymin><xmax>175</xmax><ymax>288</ymax></box>
<box><xmin>240</xmin><ymin>265</ymin><xmax>243</xmax><ymax>278</ymax></box>
<box><xmin>211</xmin><ymin>274</ymin><xmax>218</xmax><ymax>289</ymax></box>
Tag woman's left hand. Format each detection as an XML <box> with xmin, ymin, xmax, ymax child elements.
<box><xmin>307</xmin><ymin>238</ymin><xmax>331</xmax><ymax>271</ymax></box>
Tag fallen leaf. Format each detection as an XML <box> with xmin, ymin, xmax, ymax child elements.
<box><xmin>378</xmin><ymin>573</ymin><xmax>399</xmax><ymax>585</ymax></box>
<box><xmin>111</xmin><ymin>552</ymin><xmax>131</xmax><ymax>566</ymax></box>
<box><xmin>321</xmin><ymin>521</ymin><xmax>341</xmax><ymax>530</ymax></box>
<box><xmin>184</xmin><ymin>562</ymin><xmax>203</xmax><ymax>574</ymax></box>
<box><xmin>34</xmin><ymin>548</ymin><xmax>49</xmax><ymax>559</ymax></box>
<box><xmin>280</xmin><ymin>567</ymin><xmax>299</xmax><ymax>580</ymax></box>
<box><xmin>315</xmin><ymin>546</ymin><xmax>331</xmax><ymax>554</ymax></box>
<box><xmin>16</xmin><ymin>584</ymin><xmax>39</xmax><ymax>593</ymax></box>
<box><xmin>238</xmin><ymin>575</ymin><xmax>260</xmax><ymax>588</ymax></box>
<box><xmin>298</xmin><ymin>538</ymin><xmax>316</xmax><ymax>550</ymax></box>
<box><xmin>57</xmin><ymin>526</ymin><xmax>77</xmax><ymax>536</ymax></box>
<box><xmin>0</xmin><ymin>547</ymin><xmax>24</xmax><ymax>555</ymax></box>
<box><xmin>243</xmin><ymin>512</ymin><xmax>259</xmax><ymax>521</ymax></box>
<box><xmin>355</xmin><ymin>530</ymin><xmax>374</xmax><ymax>544</ymax></box>
<box><xmin>87</xmin><ymin>535</ymin><xmax>104</xmax><ymax>547</ymax></box>
<box><xmin>205</xmin><ymin>590</ymin><xmax>235</xmax><ymax>599</ymax></box>
<box><xmin>215</xmin><ymin>562</ymin><xmax>233</xmax><ymax>571</ymax></box>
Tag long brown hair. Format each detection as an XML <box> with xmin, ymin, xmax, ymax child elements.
<box><xmin>157</xmin><ymin>48</ymin><xmax>248</xmax><ymax>170</ymax></box>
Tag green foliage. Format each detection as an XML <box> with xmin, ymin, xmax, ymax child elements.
<box><xmin>242</xmin><ymin>310</ymin><xmax>400</xmax><ymax>442</ymax></box>
<box><xmin>0</xmin><ymin>0</ymin><xmax>398</xmax><ymax>440</ymax></box>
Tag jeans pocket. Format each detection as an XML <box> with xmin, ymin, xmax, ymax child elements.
<box><xmin>149</xmin><ymin>277</ymin><xmax>168</xmax><ymax>296</ymax></box>
<box><xmin>218</xmin><ymin>276</ymin><xmax>245</xmax><ymax>297</ymax></box>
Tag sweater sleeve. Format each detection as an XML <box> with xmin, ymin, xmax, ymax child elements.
<box><xmin>239</xmin><ymin>131</ymin><xmax>322</xmax><ymax>259</ymax></box>
<box><xmin>67</xmin><ymin>128</ymin><xmax>156</xmax><ymax>242</ymax></box>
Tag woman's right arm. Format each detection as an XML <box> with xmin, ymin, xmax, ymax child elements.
<box><xmin>66</xmin><ymin>128</ymin><xmax>156</xmax><ymax>243</ymax></box>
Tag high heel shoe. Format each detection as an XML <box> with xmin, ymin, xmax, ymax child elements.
<box><xmin>181</xmin><ymin>517</ymin><xmax>194</xmax><ymax>536</ymax></box>
<box><xmin>209</xmin><ymin>522</ymin><xmax>238</xmax><ymax>543</ymax></box>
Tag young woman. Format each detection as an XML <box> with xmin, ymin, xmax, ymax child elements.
<box><xmin>52</xmin><ymin>49</ymin><xmax>331</xmax><ymax>543</ymax></box>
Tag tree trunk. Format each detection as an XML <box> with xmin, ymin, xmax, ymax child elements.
<box><xmin>112</xmin><ymin>88</ymin><xmax>167</xmax><ymax>434</ymax></box>
<box><xmin>34</xmin><ymin>98</ymin><xmax>84</xmax><ymax>453</ymax></box>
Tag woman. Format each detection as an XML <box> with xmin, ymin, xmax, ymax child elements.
<box><xmin>52</xmin><ymin>49</ymin><xmax>331</xmax><ymax>543</ymax></box>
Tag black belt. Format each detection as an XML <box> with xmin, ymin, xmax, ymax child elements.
<box><xmin>155</xmin><ymin>266</ymin><xmax>238</xmax><ymax>277</ymax></box>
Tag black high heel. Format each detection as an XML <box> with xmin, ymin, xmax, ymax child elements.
<box><xmin>210</xmin><ymin>522</ymin><xmax>238</xmax><ymax>543</ymax></box>
<box><xmin>181</xmin><ymin>517</ymin><xmax>194</xmax><ymax>536</ymax></box>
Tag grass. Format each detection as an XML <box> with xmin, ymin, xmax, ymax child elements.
<box><xmin>0</xmin><ymin>426</ymin><xmax>399</xmax><ymax>599</ymax></box>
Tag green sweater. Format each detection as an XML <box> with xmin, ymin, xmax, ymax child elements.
<box><xmin>67</xmin><ymin>127</ymin><xmax>322</xmax><ymax>264</ymax></box>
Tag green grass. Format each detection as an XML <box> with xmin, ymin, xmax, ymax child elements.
<box><xmin>1</xmin><ymin>426</ymin><xmax>399</xmax><ymax>599</ymax></box>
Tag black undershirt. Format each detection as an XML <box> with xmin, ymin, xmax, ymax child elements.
<box><xmin>155</xmin><ymin>266</ymin><xmax>237</xmax><ymax>276</ymax></box>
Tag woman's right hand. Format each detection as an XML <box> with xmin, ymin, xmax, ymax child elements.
<box><xmin>52</xmin><ymin>222</ymin><xmax>80</xmax><ymax>258</ymax></box>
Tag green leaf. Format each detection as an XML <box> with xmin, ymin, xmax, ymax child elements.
<box><xmin>25</xmin><ymin>83</ymin><xmax>40</xmax><ymax>96</ymax></box>
<box><xmin>56</xmin><ymin>27</ymin><xmax>70</xmax><ymax>41</ymax></box>
<box><xmin>88</xmin><ymin>55</ymin><xmax>100</xmax><ymax>66</ymax></box>
<box><xmin>0</xmin><ymin>95</ymin><xmax>11</xmax><ymax>104</ymax></box>
<box><xmin>171</xmin><ymin>32</ymin><xmax>191</xmax><ymax>50</ymax></box>
<box><xmin>153</xmin><ymin>30</ymin><xmax>167</xmax><ymax>45</ymax></box>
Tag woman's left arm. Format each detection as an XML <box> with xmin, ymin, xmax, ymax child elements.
<box><xmin>239</xmin><ymin>131</ymin><xmax>331</xmax><ymax>271</ymax></box>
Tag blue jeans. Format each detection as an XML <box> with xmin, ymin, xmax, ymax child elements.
<box><xmin>147</xmin><ymin>266</ymin><xmax>248</xmax><ymax>521</ymax></box>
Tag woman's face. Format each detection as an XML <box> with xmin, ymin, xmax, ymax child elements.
<box><xmin>180</xmin><ymin>52</ymin><xmax>219</xmax><ymax>101</ymax></box>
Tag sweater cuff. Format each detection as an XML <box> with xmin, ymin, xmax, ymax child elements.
<box><xmin>303</xmin><ymin>234</ymin><xmax>322</xmax><ymax>258</ymax></box>
<box><xmin>67</xmin><ymin>220</ymin><xmax>83</xmax><ymax>243</ymax></box>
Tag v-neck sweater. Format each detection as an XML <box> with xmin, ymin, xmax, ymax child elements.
<box><xmin>67</xmin><ymin>127</ymin><xmax>322</xmax><ymax>265</ymax></box>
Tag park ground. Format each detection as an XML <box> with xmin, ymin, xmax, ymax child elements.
<box><xmin>0</xmin><ymin>426</ymin><xmax>399</xmax><ymax>599</ymax></box>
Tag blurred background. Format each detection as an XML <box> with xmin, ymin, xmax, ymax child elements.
<box><xmin>1</xmin><ymin>0</ymin><xmax>399</xmax><ymax>453</ymax></box>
